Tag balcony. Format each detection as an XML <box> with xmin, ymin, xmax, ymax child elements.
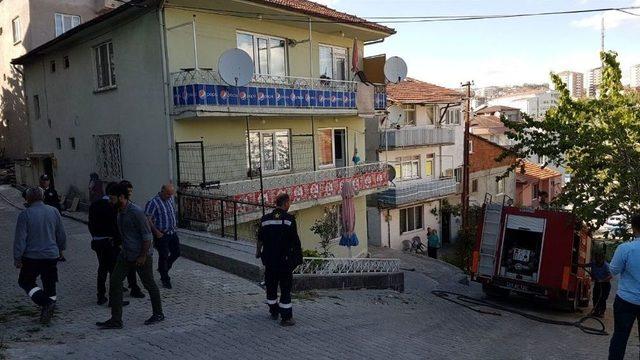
<box><xmin>179</xmin><ymin>162</ymin><xmax>389</xmax><ymax>224</ymax></box>
<box><xmin>374</xmin><ymin>85</ymin><xmax>387</xmax><ymax>111</ymax></box>
<box><xmin>377</xmin><ymin>178</ymin><xmax>458</xmax><ymax>208</ymax></box>
<box><xmin>171</xmin><ymin>69</ymin><xmax>374</xmax><ymax>117</ymax></box>
<box><xmin>380</xmin><ymin>126</ymin><xmax>455</xmax><ymax>148</ymax></box>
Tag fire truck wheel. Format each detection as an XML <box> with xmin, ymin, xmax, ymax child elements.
<box><xmin>482</xmin><ymin>284</ymin><xmax>510</xmax><ymax>299</ymax></box>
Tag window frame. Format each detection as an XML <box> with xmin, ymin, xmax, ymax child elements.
<box><xmin>317</xmin><ymin>127</ymin><xmax>346</xmax><ymax>169</ymax></box>
<box><xmin>55</xmin><ymin>13</ymin><xmax>81</xmax><ymax>37</ymax></box>
<box><xmin>319</xmin><ymin>44</ymin><xmax>348</xmax><ymax>81</ymax></box>
<box><xmin>236</xmin><ymin>30</ymin><xmax>288</xmax><ymax>77</ymax></box>
<box><xmin>400</xmin><ymin>205</ymin><xmax>424</xmax><ymax>235</ymax></box>
<box><xmin>248</xmin><ymin>129</ymin><xmax>292</xmax><ymax>175</ymax></box>
<box><xmin>472</xmin><ymin>178</ymin><xmax>478</xmax><ymax>193</ymax></box>
<box><xmin>33</xmin><ymin>95</ymin><xmax>41</xmax><ymax>120</ymax></box>
<box><xmin>12</xmin><ymin>16</ymin><xmax>21</xmax><ymax>44</ymax></box>
<box><xmin>93</xmin><ymin>41</ymin><xmax>116</xmax><ymax>91</ymax></box>
<box><xmin>496</xmin><ymin>177</ymin><xmax>505</xmax><ymax>195</ymax></box>
<box><xmin>69</xmin><ymin>137</ymin><xmax>76</xmax><ymax>150</ymax></box>
<box><xmin>393</xmin><ymin>156</ymin><xmax>420</xmax><ymax>181</ymax></box>
<box><xmin>402</xmin><ymin>104</ymin><xmax>417</xmax><ymax>126</ymax></box>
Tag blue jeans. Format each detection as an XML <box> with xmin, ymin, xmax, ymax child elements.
<box><xmin>154</xmin><ymin>233</ymin><xmax>180</xmax><ymax>281</ymax></box>
<box><xmin>609</xmin><ymin>295</ymin><xmax>640</xmax><ymax>360</ymax></box>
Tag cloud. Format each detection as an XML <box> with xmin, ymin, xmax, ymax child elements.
<box><xmin>571</xmin><ymin>0</ymin><xmax>640</xmax><ymax>29</ymax></box>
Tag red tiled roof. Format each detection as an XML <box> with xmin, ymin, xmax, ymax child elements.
<box><xmin>475</xmin><ymin>105</ymin><xmax>519</xmax><ymax>114</ymax></box>
<box><xmin>471</xmin><ymin>115</ymin><xmax>508</xmax><ymax>135</ymax></box>
<box><xmin>519</xmin><ymin>161</ymin><xmax>561</xmax><ymax>180</ymax></box>
<box><xmin>250</xmin><ymin>0</ymin><xmax>395</xmax><ymax>34</ymax></box>
<box><xmin>387</xmin><ymin>78</ymin><xmax>463</xmax><ymax>104</ymax></box>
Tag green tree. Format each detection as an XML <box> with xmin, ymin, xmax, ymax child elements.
<box><xmin>499</xmin><ymin>51</ymin><xmax>640</xmax><ymax>232</ymax></box>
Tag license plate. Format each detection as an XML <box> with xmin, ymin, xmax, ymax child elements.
<box><xmin>505</xmin><ymin>282</ymin><xmax>528</xmax><ymax>292</ymax></box>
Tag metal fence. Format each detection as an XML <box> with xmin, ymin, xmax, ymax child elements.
<box><xmin>294</xmin><ymin>257</ymin><xmax>401</xmax><ymax>275</ymax></box>
<box><xmin>381</xmin><ymin>126</ymin><xmax>456</xmax><ymax>148</ymax></box>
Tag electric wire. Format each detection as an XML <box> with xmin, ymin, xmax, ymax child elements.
<box><xmin>431</xmin><ymin>290</ymin><xmax>608</xmax><ymax>336</ymax></box>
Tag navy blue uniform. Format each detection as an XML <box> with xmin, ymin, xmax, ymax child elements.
<box><xmin>258</xmin><ymin>208</ymin><xmax>302</xmax><ymax>320</ymax></box>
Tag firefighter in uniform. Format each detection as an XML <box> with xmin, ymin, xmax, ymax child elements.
<box><xmin>256</xmin><ymin>193</ymin><xmax>302</xmax><ymax>327</ymax></box>
<box><xmin>40</xmin><ymin>174</ymin><xmax>62</xmax><ymax>212</ymax></box>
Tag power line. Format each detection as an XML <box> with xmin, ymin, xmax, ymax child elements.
<box><xmin>165</xmin><ymin>5</ymin><xmax>640</xmax><ymax>24</ymax></box>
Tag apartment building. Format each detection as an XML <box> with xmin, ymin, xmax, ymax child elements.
<box><xmin>557</xmin><ymin>71</ymin><xmax>584</xmax><ymax>98</ymax></box>
<box><xmin>631</xmin><ymin>64</ymin><xmax>640</xmax><ymax>88</ymax></box>
<box><xmin>0</xmin><ymin>0</ymin><xmax>117</xmax><ymax>160</ymax></box>
<box><xmin>488</xmin><ymin>90</ymin><xmax>558</xmax><ymax>119</ymax></box>
<box><xmin>468</xmin><ymin>134</ymin><xmax>516</xmax><ymax>207</ymax></box>
<box><xmin>13</xmin><ymin>0</ymin><xmax>395</xmax><ymax>257</ymax></box>
<box><xmin>365</xmin><ymin>78</ymin><xmax>463</xmax><ymax>250</ymax></box>
<box><xmin>588</xmin><ymin>67</ymin><xmax>602</xmax><ymax>98</ymax></box>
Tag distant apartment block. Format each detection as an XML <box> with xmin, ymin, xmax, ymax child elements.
<box><xmin>487</xmin><ymin>90</ymin><xmax>558</xmax><ymax>119</ymax></box>
<box><xmin>632</xmin><ymin>64</ymin><xmax>640</xmax><ymax>88</ymax></box>
<box><xmin>557</xmin><ymin>71</ymin><xmax>584</xmax><ymax>98</ymax></box>
<box><xmin>588</xmin><ymin>67</ymin><xmax>602</xmax><ymax>98</ymax></box>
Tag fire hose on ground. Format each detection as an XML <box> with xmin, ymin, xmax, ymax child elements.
<box><xmin>431</xmin><ymin>290</ymin><xmax>608</xmax><ymax>336</ymax></box>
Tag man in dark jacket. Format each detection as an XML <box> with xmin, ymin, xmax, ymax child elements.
<box><xmin>256</xmin><ymin>193</ymin><xmax>302</xmax><ymax>326</ymax></box>
<box><xmin>14</xmin><ymin>187</ymin><xmax>66</xmax><ymax>324</ymax></box>
<box><xmin>39</xmin><ymin>174</ymin><xmax>61</xmax><ymax>212</ymax></box>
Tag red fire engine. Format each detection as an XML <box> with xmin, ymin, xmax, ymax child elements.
<box><xmin>470</xmin><ymin>198</ymin><xmax>592</xmax><ymax>311</ymax></box>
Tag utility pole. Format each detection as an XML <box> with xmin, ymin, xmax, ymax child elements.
<box><xmin>461</xmin><ymin>81</ymin><xmax>473</xmax><ymax>230</ymax></box>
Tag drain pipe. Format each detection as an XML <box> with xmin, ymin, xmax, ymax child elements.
<box><xmin>158</xmin><ymin>1</ymin><xmax>175</xmax><ymax>182</ymax></box>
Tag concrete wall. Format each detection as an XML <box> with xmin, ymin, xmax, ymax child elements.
<box><xmin>23</xmin><ymin>10</ymin><xmax>169</xmax><ymax>203</ymax></box>
<box><xmin>0</xmin><ymin>0</ymin><xmax>108</xmax><ymax>159</ymax></box>
<box><xmin>469</xmin><ymin>166</ymin><xmax>516</xmax><ymax>207</ymax></box>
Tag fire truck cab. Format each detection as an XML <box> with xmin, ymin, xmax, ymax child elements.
<box><xmin>471</xmin><ymin>199</ymin><xmax>591</xmax><ymax>311</ymax></box>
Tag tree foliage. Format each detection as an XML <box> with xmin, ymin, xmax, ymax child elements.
<box><xmin>499</xmin><ymin>51</ymin><xmax>640</xmax><ymax>230</ymax></box>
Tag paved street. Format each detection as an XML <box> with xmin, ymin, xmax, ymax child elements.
<box><xmin>0</xmin><ymin>185</ymin><xmax>637</xmax><ymax>359</ymax></box>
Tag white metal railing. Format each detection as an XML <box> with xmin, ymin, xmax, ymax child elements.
<box><xmin>381</xmin><ymin>126</ymin><xmax>455</xmax><ymax>148</ymax></box>
<box><xmin>171</xmin><ymin>68</ymin><xmax>358</xmax><ymax>92</ymax></box>
<box><xmin>378</xmin><ymin>177</ymin><xmax>458</xmax><ymax>207</ymax></box>
<box><xmin>294</xmin><ymin>257</ymin><xmax>401</xmax><ymax>275</ymax></box>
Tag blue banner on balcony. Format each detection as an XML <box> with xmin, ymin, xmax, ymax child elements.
<box><xmin>173</xmin><ymin>84</ymin><xmax>357</xmax><ymax>110</ymax></box>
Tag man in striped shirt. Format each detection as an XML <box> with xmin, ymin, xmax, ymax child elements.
<box><xmin>145</xmin><ymin>184</ymin><xmax>179</xmax><ymax>289</ymax></box>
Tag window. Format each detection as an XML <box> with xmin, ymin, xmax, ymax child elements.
<box><xmin>317</xmin><ymin>128</ymin><xmax>346</xmax><ymax>168</ymax></box>
<box><xmin>444</xmin><ymin>109</ymin><xmax>461</xmax><ymax>125</ymax></box>
<box><xmin>237</xmin><ymin>32</ymin><xmax>287</xmax><ymax>76</ymax></box>
<box><xmin>94</xmin><ymin>41</ymin><xmax>116</xmax><ymax>90</ymax></box>
<box><xmin>454</xmin><ymin>167</ymin><xmax>463</xmax><ymax>183</ymax></box>
<box><xmin>33</xmin><ymin>95</ymin><xmax>41</xmax><ymax>119</ymax></box>
<box><xmin>425</xmin><ymin>154</ymin><xmax>434</xmax><ymax>178</ymax></box>
<box><xmin>496</xmin><ymin>177</ymin><xmax>505</xmax><ymax>194</ymax></box>
<box><xmin>248</xmin><ymin>130</ymin><xmax>291</xmax><ymax>173</ymax></box>
<box><xmin>469</xmin><ymin>140</ymin><xmax>474</xmax><ymax>154</ymax></box>
<box><xmin>12</xmin><ymin>17</ymin><xmax>21</xmax><ymax>44</ymax></box>
<box><xmin>95</xmin><ymin>134</ymin><xmax>123</xmax><ymax>180</ymax></box>
<box><xmin>69</xmin><ymin>137</ymin><xmax>76</xmax><ymax>150</ymax></box>
<box><xmin>50</xmin><ymin>60</ymin><xmax>56</xmax><ymax>73</ymax></box>
<box><xmin>56</xmin><ymin>138</ymin><xmax>61</xmax><ymax>150</ymax></box>
<box><xmin>326</xmin><ymin>205</ymin><xmax>343</xmax><ymax>240</ymax></box>
<box><xmin>533</xmin><ymin>184</ymin><xmax>540</xmax><ymax>199</ymax></box>
<box><xmin>393</xmin><ymin>156</ymin><xmax>419</xmax><ymax>181</ymax></box>
<box><xmin>64</xmin><ymin>56</ymin><xmax>70</xmax><ymax>68</ymax></box>
<box><xmin>319</xmin><ymin>45</ymin><xmax>347</xmax><ymax>81</ymax></box>
<box><xmin>400</xmin><ymin>205</ymin><xmax>423</xmax><ymax>234</ymax></box>
<box><xmin>402</xmin><ymin>105</ymin><xmax>416</xmax><ymax>126</ymax></box>
<box><xmin>472</xmin><ymin>179</ymin><xmax>478</xmax><ymax>193</ymax></box>
<box><xmin>55</xmin><ymin>13</ymin><xmax>81</xmax><ymax>37</ymax></box>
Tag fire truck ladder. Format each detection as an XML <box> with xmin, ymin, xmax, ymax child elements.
<box><xmin>477</xmin><ymin>194</ymin><xmax>504</xmax><ymax>277</ymax></box>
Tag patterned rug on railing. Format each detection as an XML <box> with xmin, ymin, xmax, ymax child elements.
<box><xmin>173</xmin><ymin>84</ymin><xmax>357</xmax><ymax>109</ymax></box>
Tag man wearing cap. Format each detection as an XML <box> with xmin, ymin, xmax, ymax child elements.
<box><xmin>14</xmin><ymin>187</ymin><xmax>67</xmax><ymax>324</ymax></box>
<box><xmin>256</xmin><ymin>193</ymin><xmax>303</xmax><ymax>326</ymax></box>
<box><xmin>40</xmin><ymin>174</ymin><xmax>61</xmax><ymax>212</ymax></box>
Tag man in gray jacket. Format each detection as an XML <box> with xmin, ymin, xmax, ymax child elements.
<box><xmin>14</xmin><ymin>187</ymin><xmax>67</xmax><ymax>324</ymax></box>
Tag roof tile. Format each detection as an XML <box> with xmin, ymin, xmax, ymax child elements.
<box><xmin>387</xmin><ymin>78</ymin><xmax>462</xmax><ymax>104</ymax></box>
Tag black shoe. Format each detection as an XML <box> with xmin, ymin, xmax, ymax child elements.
<box><xmin>96</xmin><ymin>319</ymin><xmax>123</xmax><ymax>329</ymax></box>
<box><xmin>130</xmin><ymin>289</ymin><xmax>146</xmax><ymax>298</ymax></box>
<box><xmin>280</xmin><ymin>318</ymin><xmax>296</xmax><ymax>327</ymax></box>
<box><xmin>144</xmin><ymin>314</ymin><xmax>165</xmax><ymax>325</ymax></box>
<box><xmin>161</xmin><ymin>279</ymin><xmax>172</xmax><ymax>289</ymax></box>
<box><xmin>40</xmin><ymin>302</ymin><xmax>55</xmax><ymax>325</ymax></box>
<box><xmin>270</xmin><ymin>312</ymin><xmax>279</xmax><ymax>320</ymax></box>
<box><xmin>108</xmin><ymin>300</ymin><xmax>130</xmax><ymax>308</ymax></box>
<box><xmin>97</xmin><ymin>296</ymin><xmax>108</xmax><ymax>306</ymax></box>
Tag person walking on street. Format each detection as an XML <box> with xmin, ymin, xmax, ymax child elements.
<box><xmin>96</xmin><ymin>184</ymin><xmax>164</xmax><ymax>329</ymax></box>
<box><xmin>427</xmin><ymin>229</ymin><xmax>441</xmax><ymax>259</ymax></box>
<box><xmin>608</xmin><ymin>215</ymin><xmax>640</xmax><ymax>359</ymax></box>
<box><xmin>13</xmin><ymin>187</ymin><xmax>67</xmax><ymax>324</ymax></box>
<box><xmin>256</xmin><ymin>193</ymin><xmax>303</xmax><ymax>326</ymax></box>
<box><xmin>117</xmin><ymin>180</ymin><xmax>145</xmax><ymax>299</ymax></box>
<box><xmin>145</xmin><ymin>184</ymin><xmax>180</xmax><ymax>289</ymax></box>
<box><xmin>89</xmin><ymin>173</ymin><xmax>105</xmax><ymax>204</ymax></box>
<box><xmin>40</xmin><ymin>174</ymin><xmax>61</xmax><ymax>212</ymax></box>
<box><xmin>582</xmin><ymin>252</ymin><xmax>612</xmax><ymax>318</ymax></box>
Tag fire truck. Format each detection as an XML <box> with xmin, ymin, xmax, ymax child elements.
<box><xmin>470</xmin><ymin>198</ymin><xmax>592</xmax><ymax>311</ymax></box>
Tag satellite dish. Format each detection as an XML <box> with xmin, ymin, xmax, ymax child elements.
<box><xmin>218</xmin><ymin>48</ymin><xmax>254</xmax><ymax>87</ymax></box>
<box><xmin>386</xmin><ymin>164</ymin><xmax>396</xmax><ymax>183</ymax></box>
<box><xmin>384</xmin><ymin>56</ymin><xmax>408</xmax><ymax>84</ymax></box>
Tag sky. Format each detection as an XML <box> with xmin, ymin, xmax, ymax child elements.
<box><xmin>315</xmin><ymin>0</ymin><xmax>640</xmax><ymax>88</ymax></box>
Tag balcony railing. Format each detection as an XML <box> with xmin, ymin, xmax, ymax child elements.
<box><xmin>378</xmin><ymin>177</ymin><xmax>458</xmax><ymax>207</ymax></box>
<box><xmin>381</xmin><ymin>126</ymin><xmax>455</xmax><ymax>148</ymax></box>
<box><xmin>374</xmin><ymin>85</ymin><xmax>387</xmax><ymax>110</ymax></box>
<box><xmin>171</xmin><ymin>68</ymin><xmax>358</xmax><ymax>111</ymax></box>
